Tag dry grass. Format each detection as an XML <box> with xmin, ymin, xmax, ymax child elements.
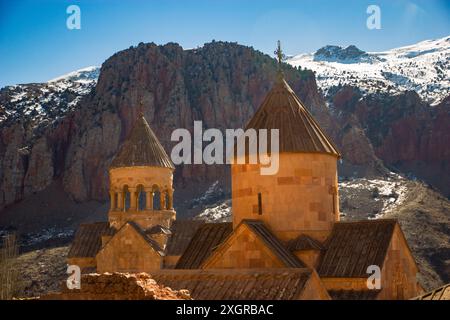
<box><xmin>15</xmin><ymin>246</ymin><xmax>69</xmax><ymax>298</ymax></box>
<box><xmin>0</xmin><ymin>233</ymin><xmax>21</xmax><ymax>299</ymax></box>
<box><xmin>384</xmin><ymin>181</ymin><xmax>450</xmax><ymax>291</ymax></box>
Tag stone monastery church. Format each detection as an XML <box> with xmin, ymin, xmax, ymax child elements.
<box><xmin>68</xmin><ymin>57</ymin><xmax>423</xmax><ymax>300</ymax></box>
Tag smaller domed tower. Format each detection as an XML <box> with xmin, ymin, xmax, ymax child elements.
<box><xmin>108</xmin><ymin>114</ymin><xmax>175</xmax><ymax>230</ymax></box>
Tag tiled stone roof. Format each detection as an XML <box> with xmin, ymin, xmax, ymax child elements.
<box><xmin>146</xmin><ymin>224</ymin><xmax>172</xmax><ymax>235</ymax></box>
<box><xmin>286</xmin><ymin>234</ymin><xmax>325</xmax><ymax>251</ymax></box>
<box><xmin>245</xmin><ymin>77</ymin><xmax>340</xmax><ymax>157</ymax></box>
<box><xmin>317</xmin><ymin>219</ymin><xmax>397</xmax><ymax>277</ymax></box>
<box><xmin>68</xmin><ymin>222</ymin><xmax>114</xmax><ymax>258</ymax></box>
<box><xmin>175</xmin><ymin>222</ymin><xmax>233</xmax><ymax>269</ymax></box>
<box><xmin>243</xmin><ymin>220</ymin><xmax>305</xmax><ymax>268</ymax></box>
<box><xmin>69</xmin><ymin>219</ymin><xmax>205</xmax><ymax>260</ymax></box>
<box><xmin>110</xmin><ymin>115</ymin><xmax>174</xmax><ymax>169</ymax></box>
<box><xmin>177</xmin><ymin>220</ymin><xmax>305</xmax><ymax>269</ymax></box>
<box><xmin>152</xmin><ymin>268</ymin><xmax>313</xmax><ymax>300</ymax></box>
<box><xmin>329</xmin><ymin>289</ymin><xmax>381</xmax><ymax>300</ymax></box>
<box><xmin>165</xmin><ymin>220</ymin><xmax>205</xmax><ymax>256</ymax></box>
<box><xmin>126</xmin><ymin>221</ymin><xmax>165</xmax><ymax>254</ymax></box>
<box><xmin>413</xmin><ymin>284</ymin><xmax>450</xmax><ymax>300</ymax></box>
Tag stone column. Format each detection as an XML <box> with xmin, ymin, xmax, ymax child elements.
<box><xmin>167</xmin><ymin>189</ymin><xmax>174</xmax><ymax>210</ymax></box>
<box><xmin>117</xmin><ymin>192</ymin><xmax>124</xmax><ymax>211</ymax></box>
<box><xmin>129</xmin><ymin>187</ymin><xmax>137</xmax><ymax>211</ymax></box>
<box><xmin>145</xmin><ymin>187</ymin><xmax>153</xmax><ymax>210</ymax></box>
<box><xmin>160</xmin><ymin>191</ymin><xmax>166</xmax><ymax>210</ymax></box>
<box><xmin>109</xmin><ymin>191</ymin><xmax>116</xmax><ymax>211</ymax></box>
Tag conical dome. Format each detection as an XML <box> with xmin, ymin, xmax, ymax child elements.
<box><xmin>110</xmin><ymin>115</ymin><xmax>174</xmax><ymax>169</ymax></box>
<box><xmin>246</xmin><ymin>77</ymin><xmax>340</xmax><ymax>157</ymax></box>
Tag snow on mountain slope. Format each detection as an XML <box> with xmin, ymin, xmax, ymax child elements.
<box><xmin>288</xmin><ymin>36</ymin><xmax>450</xmax><ymax>105</ymax></box>
<box><xmin>47</xmin><ymin>66</ymin><xmax>100</xmax><ymax>84</ymax></box>
<box><xmin>194</xmin><ymin>173</ymin><xmax>410</xmax><ymax>223</ymax></box>
<box><xmin>0</xmin><ymin>66</ymin><xmax>100</xmax><ymax>129</ymax></box>
<box><xmin>195</xmin><ymin>199</ymin><xmax>232</xmax><ymax>222</ymax></box>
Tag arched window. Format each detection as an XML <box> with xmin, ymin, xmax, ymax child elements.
<box><xmin>165</xmin><ymin>191</ymin><xmax>171</xmax><ymax>210</ymax></box>
<box><xmin>152</xmin><ymin>185</ymin><xmax>161</xmax><ymax>210</ymax></box>
<box><xmin>114</xmin><ymin>192</ymin><xmax>118</xmax><ymax>210</ymax></box>
<box><xmin>136</xmin><ymin>184</ymin><xmax>146</xmax><ymax>211</ymax></box>
<box><xmin>123</xmin><ymin>185</ymin><xmax>130</xmax><ymax>211</ymax></box>
<box><xmin>257</xmin><ymin>193</ymin><xmax>262</xmax><ymax>215</ymax></box>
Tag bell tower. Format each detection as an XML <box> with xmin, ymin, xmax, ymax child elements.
<box><xmin>108</xmin><ymin>114</ymin><xmax>176</xmax><ymax>230</ymax></box>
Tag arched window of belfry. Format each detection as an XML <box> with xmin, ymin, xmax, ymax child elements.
<box><xmin>136</xmin><ymin>184</ymin><xmax>146</xmax><ymax>211</ymax></box>
<box><xmin>167</xmin><ymin>188</ymin><xmax>174</xmax><ymax>210</ymax></box>
<box><xmin>114</xmin><ymin>192</ymin><xmax>118</xmax><ymax>210</ymax></box>
<box><xmin>164</xmin><ymin>190</ymin><xmax>170</xmax><ymax>210</ymax></box>
<box><xmin>152</xmin><ymin>185</ymin><xmax>161</xmax><ymax>210</ymax></box>
<box><xmin>123</xmin><ymin>185</ymin><xmax>131</xmax><ymax>211</ymax></box>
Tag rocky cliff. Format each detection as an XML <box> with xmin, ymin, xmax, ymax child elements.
<box><xmin>331</xmin><ymin>86</ymin><xmax>450</xmax><ymax>195</ymax></box>
<box><xmin>0</xmin><ymin>41</ymin><xmax>339</xmax><ymax>220</ymax></box>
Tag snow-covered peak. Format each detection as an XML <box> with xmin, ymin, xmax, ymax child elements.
<box><xmin>288</xmin><ymin>36</ymin><xmax>450</xmax><ymax>105</ymax></box>
<box><xmin>48</xmin><ymin>66</ymin><xmax>100</xmax><ymax>83</ymax></box>
<box><xmin>0</xmin><ymin>66</ymin><xmax>100</xmax><ymax>132</ymax></box>
<box><xmin>313</xmin><ymin>45</ymin><xmax>383</xmax><ymax>64</ymax></box>
<box><xmin>383</xmin><ymin>36</ymin><xmax>450</xmax><ymax>59</ymax></box>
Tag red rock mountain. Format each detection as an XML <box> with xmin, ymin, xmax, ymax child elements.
<box><xmin>0</xmin><ymin>41</ymin><xmax>448</xmax><ymax>230</ymax></box>
<box><xmin>0</xmin><ymin>42</ymin><xmax>335</xmax><ymax>217</ymax></box>
<box><xmin>331</xmin><ymin>86</ymin><xmax>450</xmax><ymax>196</ymax></box>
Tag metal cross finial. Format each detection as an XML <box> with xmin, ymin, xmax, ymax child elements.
<box><xmin>275</xmin><ymin>40</ymin><xmax>283</xmax><ymax>65</ymax></box>
<box><xmin>274</xmin><ymin>40</ymin><xmax>285</xmax><ymax>79</ymax></box>
<box><xmin>138</xmin><ymin>99</ymin><xmax>144</xmax><ymax>117</ymax></box>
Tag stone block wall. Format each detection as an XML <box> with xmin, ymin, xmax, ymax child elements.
<box><xmin>232</xmin><ymin>153</ymin><xmax>339</xmax><ymax>242</ymax></box>
<box><xmin>294</xmin><ymin>250</ymin><xmax>321</xmax><ymax>269</ymax></box>
<box><xmin>203</xmin><ymin>225</ymin><xmax>286</xmax><ymax>268</ymax></box>
<box><xmin>378</xmin><ymin>225</ymin><xmax>423</xmax><ymax>299</ymax></box>
<box><xmin>108</xmin><ymin>166</ymin><xmax>175</xmax><ymax>230</ymax></box>
<box><xmin>96</xmin><ymin>223</ymin><xmax>162</xmax><ymax>273</ymax></box>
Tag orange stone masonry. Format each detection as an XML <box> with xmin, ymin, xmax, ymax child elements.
<box><xmin>96</xmin><ymin>115</ymin><xmax>177</xmax><ymax>273</ymax></box>
<box><xmin>108</xmin><ymin>166</ymin><xmax>175</xmax><ymax>230</ymax></box>
<box><xmin>232</xmin><ymin>153</ymin><xmax>339</xmax><ymax>242</ymax></box>
<box><xmin>66</xmin><ymin>56</ymin><xmax>424</xmax><ymax>299</ymax></box>
<box><xmin>96</xmin><ymin>223</ymin><xmax>163</xmax><ymax>273</ymax></box>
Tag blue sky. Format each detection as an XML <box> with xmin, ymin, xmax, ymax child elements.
<box><xmin>0</xmin><ymin>0</ymin><xmax>449</xmax><ymax>87</ymax></box>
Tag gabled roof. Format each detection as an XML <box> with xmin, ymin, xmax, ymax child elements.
<box><xmin>98</xmin><ymin>221</ymin><xmax>165</xmax><ymax>256</ymax></box>
<box><xmin>287</xmin><ymin>234</ymin><xmax>325</xmax><ymax>251</ymax></box>
<box><xmin>151</xmin><ymin>268</ymin><xmax>313</xmax><ymax>300</ymax></box>
<box><xmin>110</xmin><ymin>115</ymin><xmax>174</xmax><ymax>169</ymax></box>
<box><xmin>245</xmin><ymin>77</ymin><xmax>340</xmax><ymax>157</ymax></box>
<box><xmin>175</xmin><ymin>222</ymin><xmax>232</xmax><ymax>269</ymax></box>
<box><xmin>146</xmin><ymin>224</ymin><xmax>172</xmax><ymax>235</ymax></box>
<box><xmin>68</xmin><ymin>222</ymin><xmax>114</xmax><ymax>258</ymax></box>
<box><xmin>329</xmin><ymin>289</ymin><xmax>381</xmax><ymax>300</ymax></box>
<box><xmin>165</xmin><ymin>220</ymin><xmax>205</xmax><ymax>256</ymax></box>
<box><xmin>242</xmin><ymin>220</ymin><xmax>305</xmax><ymax>268</ymax></box>
<box><xmin>413</xmin><ymin>284</ymin><xmax>450</xmax><ymax>300</ymax></box>
<box><xmin>317</xmin><ymin>219</ymin><xmax>397</xmax><ymax>278</ymax></box>
<box><xmin>126</xmin><ymin>221</ymin><xmax>165</xmax><ymax>254</ymax></box>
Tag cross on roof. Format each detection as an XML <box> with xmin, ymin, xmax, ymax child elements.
<box><xmin>139</xmin><ymin>99</ymin><xmax>144</xmax><ymax>117</ymax></box>
<box><xmin>275</xmin><ymin>40</ymin><xmax>284</xmax><ymax>65</ymax></box>
<box><xmin>274</xmin><ymin>40</ymin><xmax>285</xmax><ymax>78</ymax></box>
